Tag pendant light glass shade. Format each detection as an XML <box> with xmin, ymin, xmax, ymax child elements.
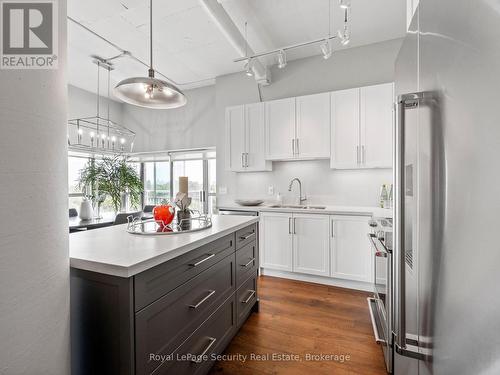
<box><xmin>114</xmin><ymin>73</ymin><xmax>187</xmax><ymax>109</ymax></box>
<box><xmin>113</xmin><ymin>0</ymin><xmax>186</xmax><ymax>109</ymax></box>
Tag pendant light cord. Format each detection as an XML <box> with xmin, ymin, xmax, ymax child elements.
<box><xmin>149</xmin><ymin>0</ymin><xmax>154</xmax><ymax>76</ymax></box>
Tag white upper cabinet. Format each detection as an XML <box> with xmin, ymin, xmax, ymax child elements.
<box><xmin>265</xmin><ymin>98</ymin><xmax>296</xmax><ymax>160</ymax></box>
<box><xmin>330</xmin><ymin>83</ymin><xmax>394</xmax><ymax>170</ymax></box>
<box><xmin>225</xmin><ymin>103</ymin><xmax>272</xmax><ymax>172</ymax></box>
<box><xmin>245</xmin><ymin>103</ymin><xmax>272</xmax><ymax>172</ymax></box>
<box><xmin>360</xmin><ymin>83</ymin><xmax>394</xmax><ymax>168</ymax></box>
<box><xmin>330</xmin><ymin>88</ymin><xmax>360</xmax><ymax>169</ymax></box>
<box><xmin>330</xmin><ymin>215</ymin><xmax>372</xmax><ymax>282</ymax></box>
<box><xmin>292</xmin><ymin>214</ymin><xmax>330</xmax><ymax>277</ymax></box>
<box><xmin>225</xmin><ymin>105</ymin><xmax>246</xmax><ymax>172</ymax></box>
<box><xmin>295</xmin><ymin>92</ymin><xmax>331</xmax><ymax>159</ymax></box>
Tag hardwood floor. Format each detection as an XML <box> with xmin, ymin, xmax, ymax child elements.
<box><xmin>209</xmin><ymin>276</ymin><xmax>387</xmax><ymax>375</ymax></box>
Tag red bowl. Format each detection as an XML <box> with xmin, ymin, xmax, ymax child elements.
<box><xmin>153</xmin><ymin>204</ymin><xmax>175</xmax><ymax>226</ymax></box>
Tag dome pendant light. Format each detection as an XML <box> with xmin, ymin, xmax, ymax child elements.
<box><xmin>114</xmin><ymin>0</ymin><xmax>186</xmax><ymax>109</ymax></box>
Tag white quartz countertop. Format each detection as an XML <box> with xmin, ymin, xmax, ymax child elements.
<box><xmin>218</xmin><ymin>204</ymin><xmax>392</xmax><ymax>218</ymax></box>
<box><xmin>69</xmin><ymin>215</ymin><xmax>259</xmax><ymax>277</ymax></box>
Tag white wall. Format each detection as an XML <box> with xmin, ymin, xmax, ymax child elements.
<box><xmin>216</xmin><ymin>38</ymin><xmax>403</xmax><ymax>207</ymax></box>
<box><xmin>122</xmin><ymin>85</ymin><xmax>217</xmax><ymax>152</ymax></box>
<box><xmin>0</xmin><ymin>0</ymin><xmax>70</xmax><ymax>373</ymax></box>
<box><xmin>68</xmin><ymin>84</ymin><xmax>123</xmax><ymax>124</ymax></box>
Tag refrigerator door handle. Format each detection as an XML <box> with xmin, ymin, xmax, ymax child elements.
<box><xmin>394</xmin><ymin>91</ymin><xmax>435</xmax><ymax>361</ymax></box>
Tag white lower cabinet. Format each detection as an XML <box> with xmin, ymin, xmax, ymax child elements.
<box><xmin>330</xmin><ymin>215</ymin><xmax>372</xmax><ymax>282</ymax></box>
<box><xmin>260</xmin><ymin>212</ymin><xmax>293</xmax><ymax>271</ymax></box>
<box><xmin>292</xmin><ymin>214</ymin><xmax>330</xmax><ymax>277</ymax></box>
<box><xmin>260</xmin><ymin>212</ymin><xmax>373</xmax><ymax>288</ymax></box>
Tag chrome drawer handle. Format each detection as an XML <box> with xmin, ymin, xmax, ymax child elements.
<box><xmin>189</xmin><ymin>253</ymin><xmax>215</xmax><ymax>267</ymax></box>
<box><xmin>367</xmin><ymin>297</ymin><xmax>386</xmax><ymax>344</ymax></box>
<box><xmin>190</xmin><ymin>336</ymin><xmax>217</xmax><ymax>363</ymax></box>
<box><xmin>240</xmin><ymin>258</ymin><xmax>255</xmax><ymax>268</ymax></box>
<box><xmin>242</xmin><ymin>290</ymin><xmax>256</xmax><ymax>304</ymax></box>
<box><xmin>239</xmin><ymin>232</ymin><xmax>255</xmax><ymax>241</ymax></box>
<box><xmin>188</xmin><ymin>290</ymin><xmax>216</xmax><ymax>309</ymax></box>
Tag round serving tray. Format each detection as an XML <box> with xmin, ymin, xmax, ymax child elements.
<box><xmin>127</xmin><ymin>216</ymin><xmax>212</xmax><ymax>235</ymax></box>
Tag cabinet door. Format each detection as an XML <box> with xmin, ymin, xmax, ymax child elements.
<box><xmin>245</xmin><ymin>103</ymin><xmax>272</xmax><ymax>171</ymax></box>
<box><xmin>260</xmin><ymin>212</ymin><xmax>292</xmax><ymax>271</ymax></box>
<box><xmin>265</xmin><ymin>98</ymin><xmax>296</xmax><ymax>160</ymax></box>
<box><xmin>330</xmin><ymin>216</ymin><xmax>372</xmax><ymax>282</ymax></box>
<box><xmin>292</xmin><ymin>214</ymin><xmax>330</xmax><ymax>277</ymax></box>
<box><xmin>296</xmin><ymin>92</ymin><xmax>330</xmax><ymax>159</ymax></box>
<box><xmin>360</xmin><ymin>83</ymin><xmax>394</xmax><ymax>168</ymax></box>
<box><xmin>330</xmin><ymin>88</ymin><xmax>361</xmax><ymax>169</ymax></box>
<box><xmin>225</xmin><ymin>105</ymin><xmax>246</xmax><ymax>172</ymax></box>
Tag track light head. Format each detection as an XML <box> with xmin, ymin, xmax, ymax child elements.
<box><xmin>277</xmin><ymin>50</ymin><xmax>287</xmax><ymax>69</ymax></box>
<box><xmin>339</xmin><ymin>0</ymin><xmax>351</xmax><ymax>9</ymax></box>
<box><xmin>320</xmin><ymin>40</ymin><xmax>333</xmax><ymax>59</ymax></box>
<box><xmin>244</xmin><ymin>59</ymin><xmax>254</xmax><ymax>77</ymax></box>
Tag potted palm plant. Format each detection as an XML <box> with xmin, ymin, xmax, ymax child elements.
<box><xmin>79</xmin><ymin>157</ymin><xmax>143</xmax><ymax>214</ymax></box>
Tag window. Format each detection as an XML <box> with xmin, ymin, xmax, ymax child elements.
<box><xmin>68</xmin><ymin>156</ymin><xmax>89</xmax><ymax>211</ymax></box>
<box><xmin>139</xmin><ymin>149</ymin><xmax>216</xmax><ymax>214</ymax></box>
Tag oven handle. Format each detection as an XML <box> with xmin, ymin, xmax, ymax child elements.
<box><xmin>367</xmin><ymin>234</ymin><xmax>388</xmax><ymax>257</ymax></box>
<box><xmin>367</xmin><ymin>297</ymin><xmax>386</xmax><ymax>344</ymax></box>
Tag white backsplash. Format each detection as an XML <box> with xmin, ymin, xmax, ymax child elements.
<box><xmin>218</xmin><ymin>159</ymin><xmax>393</xmax><ymax>207</ymax></box>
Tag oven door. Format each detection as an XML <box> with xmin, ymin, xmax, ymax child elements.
<box><xmin>368</xmin><ymin>233</ymin><xmax>392</xmax><ymax>373</ymax></box>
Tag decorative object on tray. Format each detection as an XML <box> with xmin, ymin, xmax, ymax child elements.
<box><xmin>174</xmin><ymin>176</ymin><xmax>192</xmax><ymax>225</ymax></box>
<box><xmin>235</xmin><ymin>199</ymin><xmax>264</xmax><ymax>207</ymax></box>
<box><xmin>153</xmin><ymin>204</ymin><xmax>175</xmax><ymax>226</ymax></box>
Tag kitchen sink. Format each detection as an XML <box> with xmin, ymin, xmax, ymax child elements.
<box><xmin>268</xmin><ymin>204</ymin><xmax>326</xmax><ymax>210</ymax></box>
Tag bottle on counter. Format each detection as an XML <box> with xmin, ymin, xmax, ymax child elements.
<box><xmin>379</xmin><ymin>184</ymin><xmax>389</xmax><ymax>208</ymax></box>
<box><xmin>388</xmin><ymin>184</ymin><xmax>393</xmax><ymax>209</ymax></box>
<box><xmin>276</xmin><ymin>192</ymin><xmax>283</xmax><ymax>205</ymax></box>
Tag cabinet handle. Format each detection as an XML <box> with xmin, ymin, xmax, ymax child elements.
<box><xmin>362</xmin><ymin>145</ymin><xmax>366</xmax><ymax>164</ymax></box>
<box><xmin>239</xmin><ymin>232</ymin><xmax>255</xmax><ymax>241</ymax></box>
<box><xmin>241</xmin><ymin>153</ymin><xmax>245</xmax><ymax>168</ymax></box>
<box><xmin>242</xmin><ymin>290</ymin><xmax>256</xmax><ymax>304</ymax></box>
<box><xmin>296</xmin><ymin>139</ymin><xmax>300</xmax><ymax>155</ymax></box>
<box><xmin>293</xmin><ymin>218</ymin><xmax>297</xmax><ymax>234</ymax></box>
<box><xmin>241</xmin><ymin>258</ymin><xmax>255</xmax><ymax>268</ymax></box>
<box><xmin>245</xmin><ymin>153</ymin><xmax>249</xmax><ymax>167</ymax></box>
<box><xmin>189</xmin><ymin>253</ymin><xmax>215</xmax><ymax>267</ymax></box>
<box><xmin>190</xmin><ymin>336</ymin><xmax>217</xmax><ymax>363</ymax></box>
<box><xmin>291</xmin><ymin>139</ymin><xmax>295</xmax><ymax>155</ymax></box>
<box><xmin>288</xmin><ymin>217</ymin><xmax>292</xmax><ymax>234</ymax></box>
<box><xmin>188</xmin><ymin>290</ymin><xmax>216</xmax><ymax>309</ymax></box>
<box><xmin>331</xmin><ymin>221</ymin><xmax>335</xmax><ymax>238</ymax></box>
<box><xmin>356</xmin><ymin>145</ymin><xmax>360</xmax><ymax>164</ymax></box>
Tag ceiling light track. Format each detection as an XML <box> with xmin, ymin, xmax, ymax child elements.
<box><xmin>235</xmin><ymin>0</ymin><xmax>350</xmax><ymax>70</ymax></box>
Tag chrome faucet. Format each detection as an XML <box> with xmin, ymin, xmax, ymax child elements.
<box><xmin>288</xmin><ymin>178</ymin><xmax>307</xmax><ymax>205</ymax></box>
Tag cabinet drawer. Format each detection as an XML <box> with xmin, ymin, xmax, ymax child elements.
<box><xmin>134</xmin><ymin>234</ymin><xmax>234</xmax><ymax>311</ymax></box>
<box><xmin>235</xmin><ymin>224</ymin><xmax>257</xmax><ymax>250</ymax></box>
<box><xmin>236</xmin><ymin>241</ymin><xmax>257</xmax><ymax>287</ymax></box>
<box><xmin>135</xmin><ymin>254</ymin><xmax>235</xmax><ymax>375</ymax></box>
<box><xmin>236</xmin><ymin>272</ymin><xmax>258</xmax><ymax>327</ymax></box>
<box><xmin>153</xmin><ymin>296</ymin><xmax>236</xmax><ymax>375</ymax></box>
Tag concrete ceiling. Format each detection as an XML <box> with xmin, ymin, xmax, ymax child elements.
<box><xmin>68</xmin><ymin>0</ymin><xmax>406</xmax><ymax>96</ymax></box>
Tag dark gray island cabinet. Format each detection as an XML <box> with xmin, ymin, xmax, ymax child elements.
<box><xmin>71</xmin><ymin>223</ymin><xmax>258</xmax><ymax>375</ymax></box>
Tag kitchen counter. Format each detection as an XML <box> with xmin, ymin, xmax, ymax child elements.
<box><xmin>69</xmin><ymin>214</ymin><xmax>259</xmax><ymax>277</ymax></box>
<box><xmin>218</xmin><ymin>203</ymin><xmax>392</xmax><ymax>218</ymax></box>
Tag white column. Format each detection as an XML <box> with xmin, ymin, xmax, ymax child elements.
<box><xmin>0</xmin><ymin>1</ymin><xmax>70</xmax><ymax>374</ymax></box>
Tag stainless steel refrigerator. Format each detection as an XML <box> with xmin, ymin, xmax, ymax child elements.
<box><xmin>393</xmin><ymin>0</ymin><xmax>500</xmax><ymax>374</ymax></box>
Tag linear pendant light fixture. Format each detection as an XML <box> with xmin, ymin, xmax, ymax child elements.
<box><xmin>114</xmin><ymin>0</ymin><xmax>187</xmax><ymax>109</ymax></box>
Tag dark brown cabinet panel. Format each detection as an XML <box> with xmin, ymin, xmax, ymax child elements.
<box><xmin>152</xmin><ymin>296</ymin><xmax>236</xmax><ymax>375</ymax></box>
<box><xmin>135</xmin><ymin>234</ymin><xmax>234</xmax><ymax>311</ymax></box>
<box><xmin>235</xmin><ymin>241</ymin><xmax>258</xmax><ymax>287</ymax></box>
<box><xmin>236</xmin><ymin>272</ymin><xmax>258</xmax><ymax>328</ymax></box>
<box><xmin>235</xmin><ymin>224</ymin><xmax>257</xmax><ymax>250</ymax></box>
<box><xmin>135</xmin><ymin>253</ymin><xmax>235</xmax><ymax>375</ymax></box>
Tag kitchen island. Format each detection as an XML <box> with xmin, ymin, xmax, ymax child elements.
<box><xmin>70</xmin><ymin>215</ymin><xmax>259</xmax><ymax>375</ymax></box>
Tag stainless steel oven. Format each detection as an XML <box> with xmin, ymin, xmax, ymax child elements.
<box><xmin>367</xmin><ymin>218</ymin><xmax>393</xmax><ymax>373</ymax></box>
